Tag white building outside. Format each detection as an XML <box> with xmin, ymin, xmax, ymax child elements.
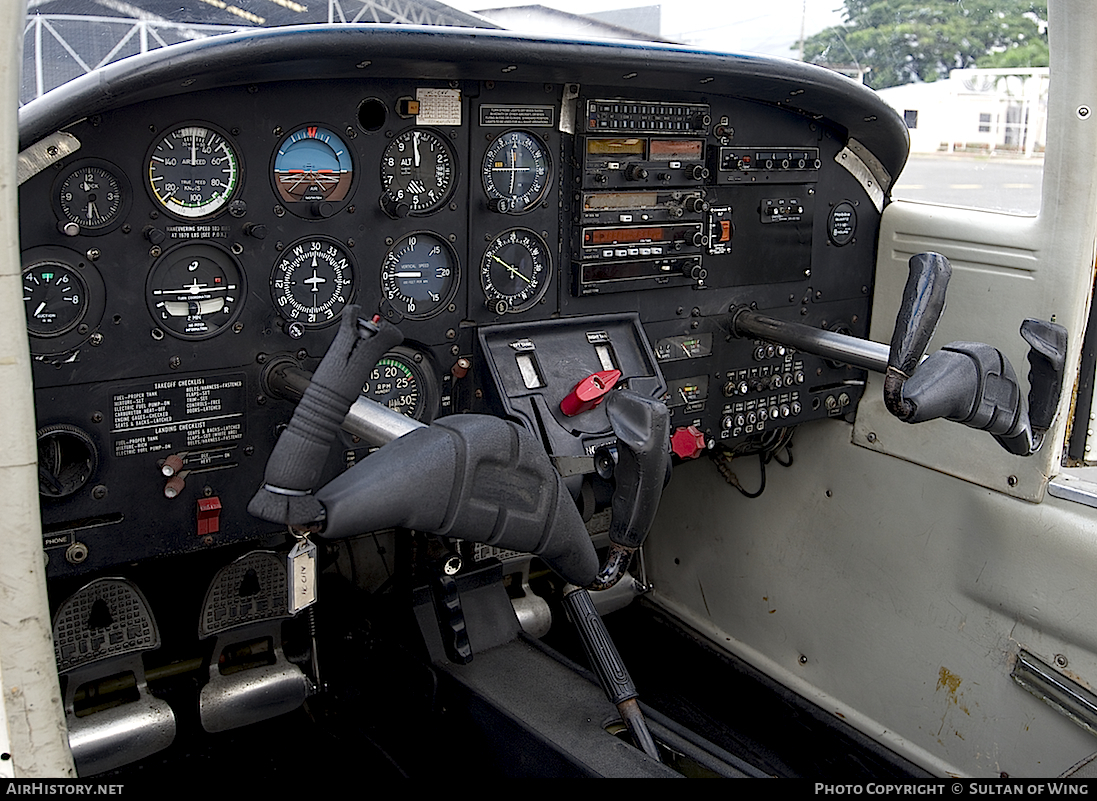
<box><xmin>876</xmin><ymin>68</ymin><xmax>1049</xmax><ymax>158</ymax></box>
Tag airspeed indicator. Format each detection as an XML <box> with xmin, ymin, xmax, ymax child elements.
<box><xmin>147</xmin><ymin>124</ymin><xmax>240</xmax><ymax>219</ymax></box>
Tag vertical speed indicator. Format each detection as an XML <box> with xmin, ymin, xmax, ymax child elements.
<box><xmin>379</xmin><ymin>232</ymin><xmax>459</xmax><ymax>321</ymax></box>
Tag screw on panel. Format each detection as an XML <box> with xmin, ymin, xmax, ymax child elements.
<box><xmin>1007</xmin><ymin>475</ymin><xmax>1018</xmax><ymax>487</ymax></box>
<box><xmin>1055</xmin><ymin>654</ymin><xmax>1068</xmax><ymax>668</ymax></box>
<box><xmin>799</xmin><ymin>655</ymin><xmax>808</xmax><ymax>665</ymax></box>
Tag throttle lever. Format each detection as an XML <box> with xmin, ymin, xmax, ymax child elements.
<box><xmin>884</xmin><ymin>252</ymin><xmax>952</xmax><ymax>421</ymax></box>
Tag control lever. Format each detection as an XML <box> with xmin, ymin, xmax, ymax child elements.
<box><xmin>883</xmin><ymin>252</ymin><xmax>952</xmax><ymax>421</ymax></box>
<box><xmin>248</xmin><ymin>306</ymin><xmax>403</xmax><ymax>526</ymax></box>
<box><xmin>313</xmin><ymin>415</ymin><xmax>599</xmax><ymax>586</ymax></box>
<box><xmin>589</xmin><ymin>389</ymin><xmax>671</xmax><ymax>591</ymax></box>
<box><xmin>261</xmin><ymin>337</ymin><xmax>661</xmax><ymax>760</ymax></box>
<box><xmin>884</xmin><ymin>254</ymin><xmax>1068</xmax><ymax>455</ymax></box>
<box><xmin>729</xmin><ymin>252</ymin><xmax>1068</xmax><ymax>457</ymax></box>
<box><xmin>561</xmin><ymin>584</ymin><xmax>660</xmax><ymax>761</ymax></box>
<box><xmin>897</xmin><ymin>320</ymin><xmax>1068</xmax><ymax>456</ymax></box>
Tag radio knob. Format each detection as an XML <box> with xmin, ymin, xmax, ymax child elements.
<box><xmin>624</xmin><ymin>164</ymin><xmax>649</xmax><ymax>181</ymax></box>
<box><xmin>688</xmin><ymin>165</ymin><xmax>710</xmax><ymax>181</ymax></box>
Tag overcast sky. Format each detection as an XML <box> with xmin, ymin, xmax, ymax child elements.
<box><xmin>445</xmin><ymin>0</ymin><xmax>846</xmax><ymax>58</ymax></box>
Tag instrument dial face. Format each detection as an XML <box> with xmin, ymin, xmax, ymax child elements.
<box><xmin>55</xmin><ymin>160</ymin><xmax>128</xmax><ymax>233</ymax></box>
<box><xmin>362</xmin><ymin>351</ymin><xmax>429</xmax><ymax>420</ymax></box>
<box><xmin>146</xmin><ymin>243</ymin><xmax>244</xmax><ymax>339</ymax></box>
<box><xmin>147</xmin><ymin>124</ymin><xmax>240</xmax><ymax>219</ymax></box>
<box><xmin>380</xmin><ymin>232</ymin><xmax>459</xmax><ymax>321</ymax></box>
<box><xmin>480</xmin><ymin>228</ymin><xmax>552</xmax><ymax>314</ymax></box>
<box><xmin>23</xmin><ymin>261</ymin><xmax>89</xmax><ymax>337</ymax></box>
<box><xmin>482</xmin><ymin>130</ymin><xmax>551</xmax><ymax>214</ymax></box>
<box><xmin>273</xmin><ymin>125</ymin><xmax>354</xmax><ymax>205</ymax></box>
<box><xmin>380</xmin><ymin>129</ymin><xmax>456</xmax><ymax>215</ymax></box>
<box><xmin>270</xmin><ymin>236</ymin><xmax>356</xmax><ymax>327</ymax></box>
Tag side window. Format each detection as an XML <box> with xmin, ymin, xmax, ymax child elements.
<box><xmin>801</xmin><ymin>3</ymin><xmax>1049</xmax><ymax>216</ymax></box>
<box><xmin>877</xmin><ymin>68</ymin><xmax>1048</xmax><ymax>215</ymax></box>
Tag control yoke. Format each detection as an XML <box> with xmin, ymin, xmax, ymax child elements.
<box><xmin>248</xmin><ymin>305</ymin><xmax>599</xmax><ymax>587</ymax></box>
<box><xmin>250</xmin><ymin>305</ymin><xmax>667</xmax><ymax>762</ymax></box>
<box><xmin>731</xmin><ymin>252</ymin><xmax>1068</xmax><ymax>457</ymax></box>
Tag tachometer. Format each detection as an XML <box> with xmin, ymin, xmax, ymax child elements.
<box><xmin>480</xmin><ymin>228</ymin><xmax>551</xmax><ymax>314</ymax></box>
<box><xmin>146</xmin><ymin>243</ymin><xmax>244</xmax><ymax>339</ymax></box>
<box><xmin>361</xmin><ymin>347</ymin><xmax>439</xmax><ymax>422</ymax></box>
<box><xmin>379</xmin><ymin>232</ymin><xmax>459</xmax><ymax>320</ymax></box>
<box><xmin>482</xmin><ymin>130</ymin><xmax>551</xmax><ymax>214</ymax></box>
<box><xmin>379</xmin><ymin>128</ymin><xmax>456</xmax><ymax>216</ymax></box>
<box><xmin>272</xmin><ymin>125</ymin><xmax>354</xmax><ymax>208</ymax></box>
<box><xmin>270</xmin><ymin>236</ymin><xmax>356</xmax><ymax>327</ymax></box>
<box><xmin>147</xmin><ymin>124</ymin><xmax>240</xmax><ymax>219</ymax></box>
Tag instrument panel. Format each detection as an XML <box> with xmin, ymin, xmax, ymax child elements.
<box><xmin>18</xmin><ymin>27</ymin><xmax>904</xmax><ymax>579</ymax></box>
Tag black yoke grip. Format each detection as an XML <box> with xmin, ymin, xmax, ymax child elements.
<box><xmin>248</xmin><ymin>306</ymin><xmax>403</xmax><ymax>526</ymax></box>
<box><xmin>315</xmin><ymin>415</ymin><xmax>599</xmax><ymax>587</ymax></box>
<box><xmin>888</xmin><ymin>252</ymin><xmax>952</xmax><ymax>376</ymax></box>
<box><xmin>606</xmin><ymin>389</ymin><xmax>671</xmax><ymax>550</ymax></box>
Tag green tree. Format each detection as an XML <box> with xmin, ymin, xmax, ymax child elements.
<box><xmin>799</xmin><ymin>1</ymin><xmax>1048</xmax><ymax>90</ymax></box>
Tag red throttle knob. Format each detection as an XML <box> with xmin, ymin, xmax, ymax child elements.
<box><xmin>560</xmin><ymin>369</ymin><xmax>621</xmax><ymax>417</ymax></box>
<box><xmin>670</xmin><ymin>425</ymin><xmax>707</xmax><ymax>460</ymax></box>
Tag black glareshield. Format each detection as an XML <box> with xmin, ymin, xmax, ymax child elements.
<box><xmin>248</xmin><ymin>306</ymin><xmax>403</xmax><ymax>526</ymax></box>
<box><xmin>314</xmin><ymin>414</ymin><xmax>600</xmax><ymax>588</ymax></box>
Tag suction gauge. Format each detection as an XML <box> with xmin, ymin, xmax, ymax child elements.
<box><xmin>23</xmin><ymin>261</ymin><xmax>89</xmax><ymax>337</ymax></box>
<box><xmin>147</xmin><ymin>124</ymin><xmax>240</xmax><ymax>219</ymax></box>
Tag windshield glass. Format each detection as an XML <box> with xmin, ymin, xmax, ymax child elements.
<box><xmin>24</xmin><ymin>0</ymin><xmax>1048</xmax><ymax>214</ymax></box>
